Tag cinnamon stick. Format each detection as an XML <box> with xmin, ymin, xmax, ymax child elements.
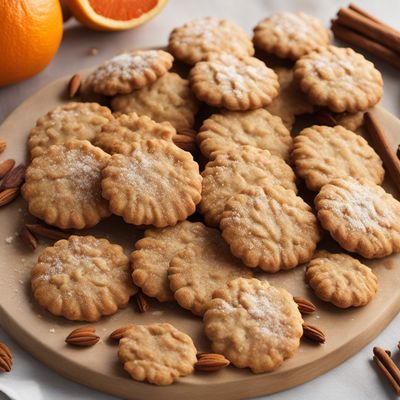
<box><xmin>348</xmin><ymin>3</ymin><xmax>384</xmax><ymax>25</ymax></box>
<box><xmin>373</xmin><ymin>347</ymin><xmax>400</xmax><ymax>395</ymax></box>
<box><xmin>364</xmin><ymin>112</ymin><xmax>400</xmax><ymax>190</ymax></box>
<box><xmin>331</xmin><ymin>21</ymin><xmax>400</xmax><ymax>69</ymax></box>
<box><xmin>337</xmin><ymin>7</ymin><xmax>400</xmax><ymax>53</ymax></box>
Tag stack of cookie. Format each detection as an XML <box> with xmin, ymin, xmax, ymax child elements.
<box><xmin>19</xmin><ymin>12</ymin><xmax>400</xmax><ymax>386</ymax></box>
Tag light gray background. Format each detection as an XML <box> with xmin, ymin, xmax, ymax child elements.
<box><xmin>0</xmin><ymin>0</ymin><xmax>399</xmax><ymax>399</ymax></box>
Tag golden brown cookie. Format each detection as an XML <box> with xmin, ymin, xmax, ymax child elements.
<box><xmin>83</xmin><ymin>50</ymin><xmax>173</xmax><ymax>96</ymax></box>
<box><xmin>198</xmin><ymin>108</ymin><xmax>292</xmax><ymax>161</ymax></box>
<box><xmin>253</xmin><ymin>12</ymin><xmax>330</xmax><ymax>60</ymax></box>
<box><xmin>101</xmin><ymin>139</ymin><xmax>202</xmax><ymax>227</ymax></box>
<box><xmin>168</xmin><ymin>233</ymin><xmax>252</xmax><ymax>316</ymax></box>
<box><xmin>305</xmin><ymin>250</ymin><xmax>377</xmax><ymax>308</ymax></box>
<box><xmin>265</xmin><ymin>67</ymin><xmax>314</xmax><ymax>130</ymax></box>
<box><xmin>131</xmin><ymin>221</ymin><xmax>211</xmax><ymax>302</ymax></box>
<box><xmin>316</xmin><ymin>178</ymin><xmax>400</xmax><ymax>258</ymax></box>
<box><xmin>189</xmin><ymin>53</ymin><xmax>279</xmax><ymax>110</ymax></box>
<box><xmin>220</xmin><ymin>185</ymin><xmax>320</xmax><ymax>272</ymax></box>
<box><xmin>294</xmin><ymin>46</ymin><xmax>383</xmax><ymax>113</ymax></box>
<box><xmin>204</xmin><ymin>278</ymin><xmax>303</xmax><ymax>373</ymax></box>
<box><xmin>111</xmin><ymin>72</ymin><xmax>199</xmax><ymax>131</ymax></box>
<box><xmin>292</xmin><ymin>125</ymin><xmax>384</xmax><ymax>191</ymax></box>
<box><xmin>200</xmin><ymin>146</ymin><xmax>297</xmax><ymax>226</ymax></box>
<box><xmin>118</xmin><ymin>323</ymin><xmax>197</xmax><ymax>385</ymax></box>
<box><xmin>31</xmin><ymin>235</ymin><xmax>136</xmax><ymax>321</ymax></box>
<box><xmin>168</xmin><ymin>17</ymin><xmax>254</xmax><ymax>65</ymax></box>
<box><xmin>28</xmin><ymin>102</ymin><xmax>114</xmax><ymax>159</ymax></box>
<box><xmin>22</xmin><ymin>140</ymin><xmax>111</xmax><ymax>229</ymax></box>
<box><xmin>93</xmin><ymin>112</ymin><xmax>175</xmax><ymax>155</ymax></box>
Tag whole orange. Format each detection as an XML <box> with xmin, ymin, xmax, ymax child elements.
<box><xmin>0</xmin><ymin>0</ymin><xmax>63</xmax><ymax>86</ymax></box>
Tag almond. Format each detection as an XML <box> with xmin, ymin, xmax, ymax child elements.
<box><xmin>302</xmin><ymin>323</ymin><xmax>326</xmax><ymax>344</ymax></box>
<box><xmin>109</xmin><ymin>325</ymin><xmax>134</xmax><ymax>341</ymax></box>
<box><xmin>0</xmin><ymin>342</ymin><xmax>12</xmax><ymax>373</ymax></box>
<box><xmin>195</xmin><ymin>353</ymin><xmax>230</xmax><ymax>372</ymax></box>
<box><xmin>0</xmin><ymin>159</ymin><xmax>15</xmax><ymax>179</ymax></box>
<box><xmin>173</xmin><ymin>133</ymin><xmax>197</xmax><ymax>153</ymax></box>
<box><xmin>0</xmin><ymin>187</ymin><xmax>20</xmax><ymax>207</ymax></box>
<box><xmin>293</xmin><ymin>296</ymin><xmax>317</xmax><ymax>314</ymax></box>
<box><xmin>65</xmin><ymin>327</ymin><xmax>100</xmax><ymax>346</ymax></box>
<box><xmin>0</xmin><ymin>164</ymin><xmax>26</xmax><ymax>191</ymax></box>
<box><xmin>19</xmin><ymin>226</ymin><xmax>38</xmax><ymax>250</ymax></box>
<box><xmin>68</xmin><ymin>73</ymin><xmax>81</xmax><ymax>98</ymax></box>
<box><xmin>136</xmin><ymin>291</ymin><xmax>149</xmax><ymax>313</ymax></box>
<box><xmin>25</xmin><ymin>224</ymin><xmax>70</xmax><ymax>241</ymax></box>
<box><xmin>0</xmin><ymin>139</ymin><xmax>6</xmax><ymax>154</ymax></box>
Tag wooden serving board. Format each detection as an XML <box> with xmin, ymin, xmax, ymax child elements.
<box><xmin>0</xmin><ymin>69</ymin><xmax>400</xmax><ymax>400</ymax></box>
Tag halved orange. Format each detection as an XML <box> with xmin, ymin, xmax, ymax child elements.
<box><xmin>66</xmin><ymin>0</ymin><xmax>168</xmax><ymax>31</ymax></box>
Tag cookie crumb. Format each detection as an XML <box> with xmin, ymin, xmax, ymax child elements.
<box><xmin>89</xmin><ymin>47</ymin><xmax>99</xmax><ymax>56</ymax></box>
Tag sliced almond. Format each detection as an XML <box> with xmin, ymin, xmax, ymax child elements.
<box><xmin>0</xmin><ymin>188</ymin><xmax>20</xmax><ymax>207</ymax></box>
<box><xmin>19</xmin><ymin>226</ymin><xmax>38</xmax><ymax>250</ymax></box>
<box><xmin>109</xmin><ymin>325</ymin><xmax>134</xmax><ymax>341</ymax></box>
<box><xmin>0</xmin><ymin>164</ymin><xmax>26</xmax><ymax>191</ymax></box>
<box><xmin>195</xmin><ymin>353</ymin><xmax>230</xmax><ymax>372</ymax></box>
<box><xmin>68</xmin><ymin>73</ymin><xmax>81</xmax><ymax>98</ymax></box>
<box><xmin>65</xmin><ymin>327</ymin><xmax>99</xmax><ymax>346</ymax></box>
<box><xmin>25</xmin><ymin>224</ymin><xmax>70</xmax><ymax>241</ymax></box>
<box><xmin>0</xmin><ymin>159</ymin><xmax>15</xmax><ymax>179</ymax></box>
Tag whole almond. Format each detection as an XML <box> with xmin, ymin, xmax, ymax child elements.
<box><xmin>25</xmin><ymin>224</ymin><xmax>70</xmax><ymax>241</ymax></box>
<box><xmin>0</xmin><ymin>187</ymin><xmax>20</xmax><ymax>207</ymax></box>
<box><xmin>65</xmin><ymin>327</ymin><xmax>100</xmax><ymax>346</ymax></box>
<box><xmin>173</xmin><ymin>134</ymin><xmax>197</xmax><ymax>153</ymax></box>
<box><xmin>136</xmin><ymin>291</ymin><xmax>149</xmax><ymax>313</ymax></box>
<box><xmin>0</xmin><ymin>164</ymin><xmax>26</xmax><ymax>191</ymax></box>
<box><xmin>68</xmin><ymin>73</ymin><xmax>81</xmax><ymax>98</ymax></box>
<box><xmin>293</xmin><ymin>296</ymin><xmax>317</xmax><ymax>314</ymax></box>
<box><xmin>195</xmin><ymin>353</ymin><xmax>230</xmax><ymax>372</ymax></box>
<box><xmin>19</xmin><ymin>226</ymin><xmax>38</xmax><ymax>250</ymax></box>
<box><xmin>109</xmin><ymin>325</ymin><xmax>134</xmax><ymax>341</ymax></box>
<box><xmin>302</xmin><ymin>323</ymin><xmax>326</xmax><ymax>344</ymax></box>
<box><xmin>0</xmin><ymin>342</ymin><xmax>12</xmax><ymax>373</ymax></box>
<box><xmin>0</xmin><ymin>159</ymin><xmax>15</xmax><ymax>179</ymax></box>
<box><xmin>0</xmin><ymin>139</ymin><xmax>6</xmax><ymax>154</ymax></box>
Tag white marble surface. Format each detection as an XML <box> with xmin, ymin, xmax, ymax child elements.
<box><xmin>0</xmin><ymin>0</ymin><xmax>399</xmax><ymax>399</ymax></box>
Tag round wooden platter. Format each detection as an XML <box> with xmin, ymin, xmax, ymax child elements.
<box><xmin>1</xmin><ymin>68</ymin><xmax>400</xmax><ymax>400</ymax></box>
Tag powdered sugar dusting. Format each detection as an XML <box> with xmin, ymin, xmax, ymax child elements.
<box><xmin>325</xmin><ymin>180</ymin><xmax>393</xmax><ymax>232</ymax></box>
<box><xmin>93</xmin><ymin>51</ymin><xmax>160</xmax><ymax>81</ymax></box>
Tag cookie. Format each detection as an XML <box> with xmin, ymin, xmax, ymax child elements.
<box><xmin>198</xmin><ymin>108</ymin><xmax>292</xmax><ymax>162</ymax></box>
<box><xmin>118</xmin><ymin>323</ymin><xmax>197</xmax><ymax>385</ymax></box>
<box><xmin>168</xmin><ymin>235</ymin><xmax>252</xmax><ymax>316</ymax></box>
<box><xmin>189</xmin><ymin>53</ymin><xmax>279</xmax><ymax>110</ymax></box>
<box><xmin>294</xmin><ymin>46</ymin><xmax>383</xmax><ymax>113</ymax></box>
<box><xmin>305</xmin><ymin>250</ymin><xmax>377</xmax><ymax>308</ymax></box>
<box><xmin>131</xmin><ymin>221</ymin><xmax>211</xmax><ymax>302</ymax></box>
<box><xmin>220</xmin><ymin>185</ymin><xmax>320</xmax><ymax>272</ymax></box>
<box><xmin>253</xmin><ymin>12</ymin><xmax>330</xmax><ymax>60</ymax></box>
<box><xmin>83</xmin><ymin>50</ymin><xmax>174</xmax><ymax>96</ymax></box>
<box><xmin>200</xmin><ymin>146</ymin><xmax>297</xmax><ymax>226</ymax></box>
<box><xmin>111</xmin><ymin>72</ymin><xmax>199</xmax><ymax>131</ymax></box>
<box><xmin>204</xmin><ymin>278</ymin><xmax>303</xmax><ymax>373</ymax></box>
<box><xmin>334</xmin><ymin>111</ymin><xmax>365</xmax><ymax>131</ymax></box>
<box><xmin>265</xmin><ymin>67</ymin><xmax>314</xmax><ymax>130</ymax></box>
<box><xmin>168</xmin><ymin>16</ymin><xmax>254</xmax><ymax>65</ymax></box>
<box><xmin>93</xmin><ymin>112</ymin><xmax>175</xmax><ymax>155</ymax></box>
<box><xmin>31</xmin><ymin>235</ymin><xmax>136</xmax><ymax>321</ymax></box>
<box><xmin>292</xmin><ymin>125</ymin><xmax>384</xmax><ymax>191</ymax></box>
<box><xmin>101</xmin><ymin>139</ymin><xmax>202</xmax><ymax>227</ymax></box>
<box><xmin>315</xmin><ymin>178</ymin><xmax>400</xmax><ymax>258</ymax></box>
<box><xmin>22</xmin><ymin>140</ymin><xmax>111</xmax><ymax>229</ymax></box>
<box><xmin>28</xmin><ymin>102</ymin><xmax>114</xmax><ymax>159</ymax></box>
